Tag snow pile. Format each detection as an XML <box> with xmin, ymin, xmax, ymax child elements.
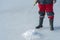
<box><xmin>22</xmin><ymin>29</ymin><xmax>42</xmax><ymax>40</ymax></box>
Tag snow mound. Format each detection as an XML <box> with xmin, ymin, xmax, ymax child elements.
<box><xmin>22</xmin><ymin>29</ymin><xmax>42</xmax><ymax>40</ymax></box>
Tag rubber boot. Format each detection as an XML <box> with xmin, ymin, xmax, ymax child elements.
<box><xmin>36</xmin><ymin>17</ymin><xmax>44</xmax><ymax>29</ymax></box>
<box><xmin>49</xmin><ymin>19</ymin><xmax>54</xmax><ymax>31</ymax></box>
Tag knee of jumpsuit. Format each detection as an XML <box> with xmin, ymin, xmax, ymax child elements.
<box><xmin>47</xmin><ymin>12</ymin><xmax>54</xmax><ymax>20</ymax></box>
<box><xmin>38</xmin><ymin>11</ymin><xmax>45</xmax><ymax>18</ymax></box>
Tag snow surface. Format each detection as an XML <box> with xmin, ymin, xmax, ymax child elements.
<box><xmin>0</xmin><ymin>0</ymin><xmax>60</xmax><ymax>40</ymax></box>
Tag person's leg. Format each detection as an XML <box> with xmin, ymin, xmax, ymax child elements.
<box><xmin>46</xmin><ymin>4</ymin><xmax>54</xmax><ymax>30</ymax></box>
<box><xmin>47</xmin><ymin>12</ymin><xmax>54</xmax><ymax>30</ymax></box>
<box><xmin>36</xmin><ymin>4</ymin><xmax>45</xmax><ymax>29</ymax></box>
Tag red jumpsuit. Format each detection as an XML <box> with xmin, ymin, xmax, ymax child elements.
<box><xmin>37</xmin><ymin>0</ymin><xmax>54</xmax><ymax>19</ymax></box>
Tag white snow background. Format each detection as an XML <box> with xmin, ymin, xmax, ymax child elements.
<box><xmin>0</xmin><ymin>0</ymin><xmax>60</xmax><ymax>40</ymax></box>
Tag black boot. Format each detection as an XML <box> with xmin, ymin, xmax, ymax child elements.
<box><xmin>36</xmin><ymin>17</ymin><xmax>44</xmax><ymax>29</ymax></box>
<box><xmin>49</xmin><ymin>19</ymin><xmax>54</xmax><ymax>31</ymax></box>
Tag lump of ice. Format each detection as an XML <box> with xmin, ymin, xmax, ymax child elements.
<box><xmin>22</xmin><ymin>29</ymin><xmax>41</xmax><ymax>40</ymax></box>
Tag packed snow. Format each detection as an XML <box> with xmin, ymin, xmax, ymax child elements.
<box><xmin>0</xmin><ymin>0</ymin><xmax>60</xmax><ymax>40</ymax></box>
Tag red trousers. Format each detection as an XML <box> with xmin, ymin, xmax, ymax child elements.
<box><xmin>38</xmin><ymin>4</ymin><xmax>53</xmax><ymax>12</ymax></box>
<box><xmin>38</xmin><ymin>3</ymin><xmax>54</xmax><ymax>19</ymax></box>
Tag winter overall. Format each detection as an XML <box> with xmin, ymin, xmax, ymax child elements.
<box><xmin>36</xmin><ymin>0</ymin><xmax>55</xmax><ymax>30</ymax></box>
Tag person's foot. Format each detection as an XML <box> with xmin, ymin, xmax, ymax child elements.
<box><xmin>36</xmin><ymin>25</ymin><xmax>43</xmax><ymax>29</ymax></box>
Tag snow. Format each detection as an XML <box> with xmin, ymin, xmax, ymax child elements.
<box><xmin>0</xmin><ymin>0</ymin><xmax>60</xmax><ymax>40</ymax></box>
